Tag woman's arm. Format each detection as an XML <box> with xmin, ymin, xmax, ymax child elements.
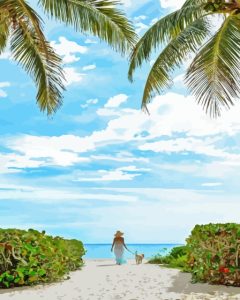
<box><xmin>111</xmin><ymin>238</ymin><xmax>115</xmax><ymax>252</ymax></box>
<box><xmin>123</xmin><ymin>238</ymin><xmax>130</xmax><ymax>252</ymax></box>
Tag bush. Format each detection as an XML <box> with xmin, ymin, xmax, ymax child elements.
<box><xmin>148</xmin><ymin>245</ymin><xmax>189</xmax><ymax>271</ymax></box>
<box><xmin>170</xmin><ymin>246</ymin><xmax>187</xmax><ymax>258</ymax></box>
<box><xmin>0</xmin><ymin>228</ymin><xmax>85</xmax><ymax>288</ymax></box>
<box><xmin>186</xmin><ymin>223</ymin><xmax>240</xmax><ymax>286</ymax></box>
<box><xmin>148</xmin><ymin>254</ymin><xmax>171</xmax><ymax>265</ymax></box>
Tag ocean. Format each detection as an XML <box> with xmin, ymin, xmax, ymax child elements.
<box><xmin>83</xmin><ymin>244</ymin><xmax>181</xmax><ymax>259</ymax></box>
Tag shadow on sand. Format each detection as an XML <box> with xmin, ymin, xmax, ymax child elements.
<box><xmin>97</xmin><ymin>264</ymin><xmax>117</xmax><ymax>267</ymax></box>
<box><xmin>168</xmin><ymin>272</ymin><xmax>240</xmax><ymax>295</ymax></box>
<box><xmin>97</xmin><ymin>262</ymin><xmax>139</xmax><ymax>267</ymax></box>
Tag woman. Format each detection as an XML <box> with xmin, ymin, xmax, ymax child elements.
<box><xmin>111</xmin><ymin>230</ymin><xmax>129</xmax><ymax>265</ymax></box>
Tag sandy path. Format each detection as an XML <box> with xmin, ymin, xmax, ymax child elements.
<box><xmin>1</xmin><ymin>259</ymin><xmax>240</xmax><ymax>300</ymax></box>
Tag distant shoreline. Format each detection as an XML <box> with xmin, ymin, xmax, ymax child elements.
<box><xmin>83</xmin><ymin>243</ymin><xmax>182</xmax><ymax>259</ymax></box>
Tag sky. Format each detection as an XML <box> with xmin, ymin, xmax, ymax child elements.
<box><xmin>0</xmin><ymin>0</ymin><xmax>240</xmax><ymax>244</ymax></box>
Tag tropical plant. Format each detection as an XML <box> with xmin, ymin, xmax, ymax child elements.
<box><xmin>129</xmin><ymin>0</ymin><xmax>240</xmax><ymax>117</ymax></box>
<box><xmin>0</xmin><ymin>0</ymin><xmax>136</xmax><ymax>115</ymax></box>
<box><xmin>148</xmin><ymin>245</ymin><xmax>189</xmax><ymax>271</ymax></box>
<box><xmin>187</xmin><ymin>223</ymin><xmax>240</xmax><ymax>286</ymax></box>
<box><xmin>0</xmin><ymin>228</ymin><xmax>85</xmax><ymax>288</ymax></box>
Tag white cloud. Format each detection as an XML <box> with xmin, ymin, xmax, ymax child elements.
<box><xmin>0</xmin><ymin>90</ymin><xmax>7</xmax><ymax>98</ymax></box>
<box><xmin>155</xmin><ymin>162</ymin><xmax>200</xmax><ymax>174</ymax></box>
<box><xmin>84</xmin><ymin>39</ymin><xmax>97</xmax><ymax>44</ymax></box>
<box><xmin>120</xmin><ymin>0</ymin><xmax>132</xmax><ymax>7</ymax></box>
<box><xmin>76</xmin><ymin>166</ymin><xmax>142</xmax><ymax>182</ymax></box>
<box><xmin>1</xmin><ymin>135</ymin><xmax>91</xmax><ymax>171</ymax></box>
<box><xmin>82</xmin><ymin>64</ymin><xmax>96</xmax><ymax>71</ymax></box>
<box><xmin>3</xmin><ymin>92</ymin><xmax>240</xmax><ymax>173</ymax></box>
<box><xmin>104</xmin><ymin>94</ymin><xmax>128</xmax><ymax>108</ymax></box>
<box><xmin>159</xmin><ymin>0</ymin><xmax>185</xmax><ymax>9</ymax></box>
<box><xmin>135</xmin><ymin>22</ymin><xmax>149</xmax><ymax>34</ymax></box>
<box><xmin>0</xmin><ymin>82</ymin><xmax>10</xmax><ymax>88</ymax></box>
<box><xmin>91</xmin><ymin>153</ymin><xmax>149</xmax><ymax>163</ymax></box>
<box><xmin>120</xmin><ymin>0</ymin><xmax>150</xmax><ymax>10</ymax></box>
<box><xmin>173</xmin><ymin>73</ymin><xmax>185</xmax><ymax>85</ymax></box>
<box><xmin>139</xmin><ymin>137</ymin><xmax>230</xmax><ymax>159</ymax></box>
<box><xmin>150</xmin><ymin>17</ymin><xmax>158</xmax><ymax>26</ymax></box>
<box><xmin>0</xmin><ymin>184</ymin><xmax>137</xmax><ymax>203</ymax></box>
<box><xmin>134</xmin><ymin>15</ymin><xmax>147</xmax><ymax>22</ymax></box>
<box><xmin>88</xmin><ymin>98</ymin><xmax>98</xmax><ymax>105</ymax></box>
<box><xmin>81</xmin><ymin>98</ymin><xmax>98</xmax><ymax>108</ymax></box>
<box><xmin>3</xmin><ymin>135</ymin><xmax>92</xmax><ymax>171</ymax></box>
<box><xmin>119</xmin><ymin>165</ymin><xmax>150</xmax><ymax>172</ymax></box>
<box><xmin>202</xmin><ymin>182</ymin><xmax>223</xmax><ymax>187</ymax></box>
<box><xmin>0</xmin><ymin>81</ymin><xmax>10</xmax><ymax>98</ymax></box>
<box><xmin>0</xmin><ymin>51</ymin><xmax>11</xmax><ymax>60</ymax></box>
<box><xmin>149</xmin><ymin>59</ymin><xmax>155</xmax><ymax>67</ymax></box>
<box><xmin>51</xmin><ymin>37</ymin><xmax>88</xmax><ymax>64</ymax></box>
<box><xmin>151</xmin><ymin>160</ymin><xmax>240</xmax><ymax>181</ymax></box>
<box><xmin>63</xmin><ymin>67</ymin><xmax>85</xmax><ymax>86</ymax></box>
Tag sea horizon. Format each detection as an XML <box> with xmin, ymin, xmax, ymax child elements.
<box><xmin>83</xmin><ymin>243</ymin><xmax>182</xmax><ymax>259</ymax></box>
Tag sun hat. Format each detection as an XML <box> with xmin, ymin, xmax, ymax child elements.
<box><xmin>114</xmin><ymin>230</ymin><xmax>124</xmax><ymax>237</ymax></box>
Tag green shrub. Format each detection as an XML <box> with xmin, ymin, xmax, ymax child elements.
<box><xmin>169</xmin><ymin>255</ymin><xmax>188</xmax><ymax>271</ymax></box>
<box><xmin>170</xmin><ymin>246</ymin><xmax>187</xmax><ymax>258</ymax></box>
<box><xmin>148</xmin><ymin>245</ymin><xmax>189</xmax><ymax>271</ymax></box>
<box><xmin>0</xmin><ymin>228</ymin><xmax>85</xmax><ymax>288</ymax></box>
<box><xmin>186</xmin><ymin>223</ymin><xmax>240</xmax><ymax>286</ymax></box>
<box><xmin>148</xmin><ymin>254</ymin><xmax>171</xmax><ymax>265</ymax></box>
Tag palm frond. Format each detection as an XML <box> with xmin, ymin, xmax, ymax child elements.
<box><xmin>0</xmin><ymin>24</ymin><xmax>9</xmax><ymax>54</ymax></box>
<box><xmin>128</xmin><ymin>3</ymin><xmax>208</xmax><ymax>81</ymax></box>
<box><xmin>38</xmin><ymin>0</ymin><xmax>137</xmax><ymax>54</ymax></box>
<box><xmin>182</xmin><ymin>0</ymin><xmax>207</xmax><ymax>8</ymax></box>
<box><xmin>142</xmin><ymin>18</ymin><xmax>210</xmax><ymax>109</ymax></box>
<box><xmin>0</xmin><ymin>8</ymin><xmax>10</xmax><ymax>53</ymax></box>
<box><xmin>0</xmin><ymin>0</ymin><xmax>65</xmax><ymax>115</ymax></box>
<box><xmin>186</xmin><ymin>15</ymin><xmax>240</xmax><ymax>117</ymax></box>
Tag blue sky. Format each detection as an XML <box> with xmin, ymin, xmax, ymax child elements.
<box><xmin>0</xmin><ymin>0</ymin><xmax>240</xmax><ymax>243</ymax></box>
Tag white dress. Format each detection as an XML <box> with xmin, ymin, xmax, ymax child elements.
<box><xmin>114</xmin><ymin>242</ymin><xmax>126</xmax><ymax>264</ymax></box>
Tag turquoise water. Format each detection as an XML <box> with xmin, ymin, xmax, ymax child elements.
<box><xmin>83</xmin><ymin>244</ymin><xmax>181</xmax><ymax>259</ymax></box>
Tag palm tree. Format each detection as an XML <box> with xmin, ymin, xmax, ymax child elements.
<box><xmin>0</xmin><ymin>0</ymin><xmax>136</xmax><ymax>115</ymax></box>
<box><xmin>129</xmin><ymin>0</ymin><xmax>240</xmax><ymax>117</ymax></box>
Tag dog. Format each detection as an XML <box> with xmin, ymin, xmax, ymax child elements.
<box><xmin>135</xmin><ymin>251</ymin><xmax>144</xmax><ymax>264</ymax></box>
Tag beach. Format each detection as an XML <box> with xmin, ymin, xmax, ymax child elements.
<box><xmin>1</xmin><ymin>259</ymin><xmax>240</xmax><ymax>300</ymax></box>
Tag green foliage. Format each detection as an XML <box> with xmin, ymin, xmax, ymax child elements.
<box><xmin>0</xmin><ymin>0</ymin><xmax>136</xmax><ymax>115</ymax></box>
<box><xmin>186</xmin><ymin>223</ymin><xmax>240</xmax><ymax>286</ymax></box>
<box><xmin>0</xmin><ymin>228</ymin><xmax>85</xmax><ymax>288</ymax></box>
<box><xmin>148</xmin><ymin>254</ymin><xmax>171</xmax><ymax>265</ymax></box>
<box><xmin>149</xmin><ymin>224</ymin><xmax>240</xmax><ymax>287</ymax></box>
<box><xmin>148</xmin><ymin>245</ymin><xmax>190</xmax><ymax>272</ymax></box>
<box><xmin>129</xmin><ymin>0</ymin><xmax>240</xmax><ymax>117</ymax></box>
<box><xmin>186</xmin><ymin>14</ymin><xmax>240</xmax><ymax>117</ymax></box>
<box><xmin>39</xmin><ymin>0</ymin><xmax>137</xmax><ymax>55</ymax></box>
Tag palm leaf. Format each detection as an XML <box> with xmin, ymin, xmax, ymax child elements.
<box><xmin>182</xmin><ymin>0</ymin><xmax>207</xmax><ymax>8</ymax></box>
<box><xmin>128</xmin><ymin>3</ymin><xmax>208</xmax><ymax>81</ymax></box>
<box><xmin>186</xmin><ymin>15</ymin><xmax>240</xmax><ymax>117</ymax></box>
<box><xmin>38</xmin><ymin>0</ymin><xmax>137</xmax><ymax>54</ymax></box>
<box><xmin>0</xmin><ymin>0</ymin><xmax>65</xmax><ymax>115</ymax></box>
<box><xmin>142</xmin><ymin>18</ymin><xmax>210</xmax><ymax>109</ymax></box>
<box><xmin>0</xmin><ymin>24</ymin><xmax>9</xmax><ymax>54</ymax></box>
<box><xmin>0</xmin><ymin>8</ymin><xmax>10</xmax><ymax>53</ymax></box>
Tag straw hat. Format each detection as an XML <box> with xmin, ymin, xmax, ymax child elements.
<box><xmin>114</xmin><ymin>230</ymin><xmax>124</xmax><ymax>237</ymax></box>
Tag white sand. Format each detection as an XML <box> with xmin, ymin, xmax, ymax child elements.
<box><xmin>1</xmin><ymin>259</ymin><xmax>240</xmax><ymax>300</ymax></box>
